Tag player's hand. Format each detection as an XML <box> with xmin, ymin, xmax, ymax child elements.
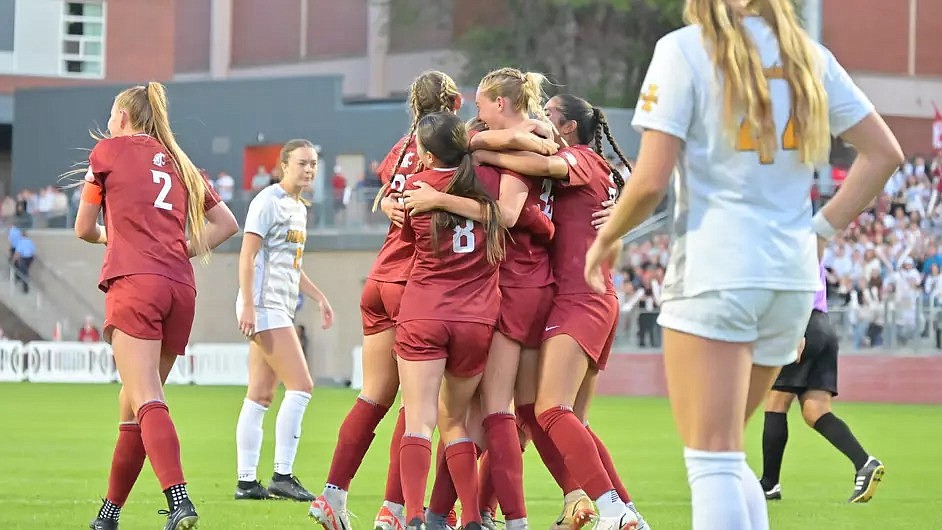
<box><xmin>591</xmin><ymin>199</ymin><xmax>615</xmax><ymax>230</ymax></box>
<box><xmin>584</xmin><ymin>236</ymin><xmax>611</xmax><ymax>294</ymax></box>
<box><xmin>382</xmin><ymin>194</ymin><xmax>405</xmax><ymax>227</ymax></box>
<box><xmin>238</xmin><ymin>304</ymin><xmax>256</xmax><ymax>338</ymax></box>
<box><xmin>515</xmin><ymin>118</ymin><xmax>553</xmax><ymax>139</ymax></box>
<box><xmin>319</xmin><ymin>299</ymin><xmax>334</xmax><ymax>330</ymax></box>
<box><xmin>403</xmin><ymin>181</ymin><xmax>443</xmax><ymax>214</ymax></box>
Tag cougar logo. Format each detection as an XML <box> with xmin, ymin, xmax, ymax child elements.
<box><xmin>153</xmin><ymin>152</ymin><xmax>168</xmax><ymax>167</ymax></box>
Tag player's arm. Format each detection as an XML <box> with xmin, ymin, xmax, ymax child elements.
<box><xmin>470</xmin><ymin>130</ymin><xmax>558</xmax><ymax>156</ymax></box>
<box><xmin>473</xmin><ymin>150</ymin><xmax>570</xmax><ymax>180</ymax></box>
<box><xmin>300</xmin><ymin>271</ymin><xmax>334</xmax><ymax>330</ymax></box>
<box><xmin>74</xmin><ymin>182</ymin><xmax>106</xmax><ymax>245</ymax></box>
<box><xmin>190</xmin><ymin>202</ymin><xmax>239</xmax><ymax>257</ymax></box>
<box><xmin>237</xmin><ymin>233</ymin><xmax>262</xmax><ymax>336</ymax></box>
<box><xmin>380</xmin><ymin>194</ymin><xmax>405</xmax><ymax>227</ymax></box>
<box><xmin>814</xmin><ymin>114</ymin><xmax>904</xmax><ymax>254</ymax></box>
<box><xmin>403</xmin><ymin>174</ymin><xmax>529</xmax><ymax>228</ymax></box>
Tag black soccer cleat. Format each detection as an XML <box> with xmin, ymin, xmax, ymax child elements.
<box><xmin>89</xmin><ymin>517</ymin><xmax>118</xmax><ymax>530</ymax></box>
<box><xmin>268</xmin><ymin>474</ymin><xmax>315</xmax><ymax>502</ymax></box>
<box><xmin>848</xmin><ymin>457</ymin><xmax>885</xmax><ymax>503</ymax></box>
<box><xmin>159</xmin><ymin>498</ymin><xmax>199</xmax><ymax>530</ymax></box>
<box><xmin>234</xmin><ymin>480</ymin><xmax>271</xmax><ymax>500</ymax></box>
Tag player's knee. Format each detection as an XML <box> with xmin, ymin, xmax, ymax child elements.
<box><xmin>801</xmin><ymin>402</ymin><xmax>828</xmax><ymax>427</ymax></box>
<box><xmin>247</xmin><ymin>390</ymin><xmax>275</xmax><ymax>408</ymax></box>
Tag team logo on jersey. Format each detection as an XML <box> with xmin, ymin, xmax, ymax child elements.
<box><xmin>153</xmin><ymin>152</ymin><xmax>168</xmax><ymax>167</ymax></box>
<box><xmin>562</xmin><ymin>151</ymin><xmax>578</xmax><ymax>167</ymax></box>
<box><xmin>639</xmin><ymin>84</ymin><xmax>659</xmax><ymax>112</ymax></box>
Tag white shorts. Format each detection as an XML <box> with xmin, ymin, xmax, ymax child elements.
<box><xmin>236</xmin><ymin>305</ymin><xmax>295</xmax><ymax>334</ymax></box>
<box><xmin>657</xmin><ymin>289</ymin><xmax>815</xmax><ymax>367</ymax></box>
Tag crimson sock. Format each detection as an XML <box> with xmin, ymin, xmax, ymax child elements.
<box><xmin>137</xmin><ymin>401</ymin><xmax>185</xmax><ymax>490</ymax></box>
<box><xmin>478</xmin><ymin>450</ymin><xmax>498</xmax><ymax>515</ymax></box>
<box><xmin>588</xmin><ymin>426</ymin><xmax>632</xmax><ymax>503</ymax></box>
<box><xmin>517</xmin><ymin>403</ymin><xmax>580</xmax><ymax>494</ymax></box>
<box><xmin>399</xmin><ymin>435</ymin><xmax>432</xmax><ymax>523</ymax></box>
<box><xmin>537</xmin><ymin>406</ymin><xmax>613</xmax><ymax>498</ymax></box>
<box><xmin>428</xmin><ymin>440</ymin><xmax>458</xmax><ymax>515</ymax></box>
<box><xmin>326</xmin><ymin>397</ymin><xmax>389</xmax><ymax>489</ymax></box>
<box><xmin>106</xmin><ymin>423</ymin><xmax>146</xmax><ymax>506</ymax></box>
<box><xmin>445</xmin><ymin>441</ymin><xmax>481</xmax><ymax>525</ymax></box>
<box><xmin>384</xmin><ymin>407</ymin><xmax>407</xmax><ymax>504</ymax></box>
<box><xmin>483</xmin><ymin>413</ymin><xmax>526</xmax><ymax>519</ymax></box>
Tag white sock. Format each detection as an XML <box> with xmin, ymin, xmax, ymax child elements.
<box><xmin>684</xmin><ymin>448</ymin><xmax>750</xmax><ymax>530</ymax></box>
<box><xmin>383</xmin><ymin>500</ymin><xmax>404</xmax><ymax>517</ymax></box>
<box><xmin>741</xmin><ymin>460</ymin><xmax>769</xmax><ymax>530</ymax></box>
<box><xmin>506</xmin><ymin>518</ymin><xmax>528</xmax><ymax>530</ymax></box>
<box><xmin>323</xmin><ymin>483</ymin><xmax>348</xmax><ymax>510</ymax></box>
<box><xmin>236</xmin><ymin>398</ymin><xmax>268</xmax><ymax>481</ymax></box>
<box><xmin>273</xmin><ymin>390</ymin><xmax>311</xmax><ymax>476</ymax></box>
<box><xmin>595</xmin><ymin>489</ymin><xmax>626</xmax><ymax>518</ymax></box>
<box><xmin>564</xmin><ymin>489</ymin><xmax>587</xmax><ymax>503</ymax></box>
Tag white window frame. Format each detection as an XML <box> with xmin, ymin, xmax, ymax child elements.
<box><xmin>60</xmin><ymin>0</ymin><xmax>106</xmax><ymax>78</ymax></box>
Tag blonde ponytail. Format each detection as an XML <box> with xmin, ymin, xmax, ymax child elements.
<box><xmin>143</xmin><ymin>82</ymin><xmax>210</xmax><ymax>257</ymax></box>
<box><xmin>479</xmin><ymin>67</ymin><xmax>549</xmax><ymax>121</ymax></box>
<box><xmin>685</xmin><ymin>0</ymin><xmax>829</xmax><ymax>164</ymax></box>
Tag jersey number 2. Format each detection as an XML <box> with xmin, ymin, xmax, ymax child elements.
<box><xmin>736</xmin><ymin>116</ymin><xmax>797</xmax><ymax>164</ymax></box>
<box><xmin>151</xmin><ymin>170</ymin><xmax>173</xmax><ymax>210</ymax></box>
<box><xmin>453</xmin><ymin>220</ymin><xmax>475</xmax><ymax>254</ymax></box>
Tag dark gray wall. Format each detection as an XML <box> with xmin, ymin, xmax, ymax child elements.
<box><xmin>12</xmin><ymin>75</ymin><xmax>640</xmax><ymax>193</ymax></box>
<box><xmin>0</xmin><ymin>0</ymin><xmax>14</xmax><ymax>51</ymax></box>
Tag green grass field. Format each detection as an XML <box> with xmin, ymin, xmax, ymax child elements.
<box><xmin>0</xmin><ymin>383</ymin><xmax>938</xmax><ymax>529</ymax></box>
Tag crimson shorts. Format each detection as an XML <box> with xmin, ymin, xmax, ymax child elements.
<box><xmin>542</xmin><ymin>293</ymin><xmax>619</xmax><ymax>370</ymax></box>
<box><xmin>395</xmin><ymin>319</ymin><xmax>494</xmax><ymax>377</ymax></box>
<box><xmin>497</xmin><ymin>285</ymin><xmax>554</xmax><ymax>349</ymax></box>
<box><xmin>104</xmin><ymin>274</ymin><xmax>196</xmax><ymax>356</ymax></box>
<box><xmin>360</xmin><ymin>279</ymin><xmax>406</xmax><ymax>335</ymax></box>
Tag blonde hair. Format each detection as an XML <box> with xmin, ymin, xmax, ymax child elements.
<box><xmin>478</xmin><ymin>67</ymin><xmax>548</xmax><ymax>120</ymax></box>
<box><xmin>372</xmin><ymin>70</ymin><xmax>460</xmax><ymax>211</ymax></box>
<box><xmin>114</xmin><ymin>83</ymin><xmax>210</xmax><ymax>255</ymax></box>
<box><xmin>685</xmin><ymin>0</ymin><xmax>829</xmax><ymax>164</ymax></box>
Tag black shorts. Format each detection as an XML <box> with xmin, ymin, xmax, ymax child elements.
<box><xmin>772</xmin><ymin>309</ymin><xmax>839</xmax><ymax>396</ymax></box>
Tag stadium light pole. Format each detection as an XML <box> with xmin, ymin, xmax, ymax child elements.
<box><xmin>802</xmin><ymin>0</ymin><xmax>822</xmax><ymax>42</ymax></box>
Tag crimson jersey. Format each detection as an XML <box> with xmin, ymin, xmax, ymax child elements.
<box><xmin>501</xmin><ymin>173</ymin><xmax>554</xmax><ymax>287</ymax></box>
<box><xmin>86</xmin><ymin>134</ymin><xmax>220</xmax><ymax>292</ymax></box>
<box><xmin>551</xmin><ymin>145</ymin><xmax>617</xmax><ymax>295</ymax></box>
<box><xmin>368</xmin><ymin>135</ymin><xmax>420</xmax><ymax>282</ymax></box>
<box><xmin>397</xmin><ymin>166</ymin><xmax>501</xmax><ymax>324</ymax></box>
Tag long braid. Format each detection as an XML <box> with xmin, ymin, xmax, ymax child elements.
<box><xmin>371</xmin><ymin>92</ymin><xmax>420</xmax><ymax>212</ymax></box>
<box><xmin>597</xmin><ymin>109</ymin><xmax>630</xmax><ymax>189</ymax></box>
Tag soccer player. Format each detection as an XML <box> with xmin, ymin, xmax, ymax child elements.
<box><xmin>584</xmin><ymin>0</ymin><xmax>903</xmax><ymax>528</ymax></box>
<box><xmin>77</xmin><ymin>82</ymin><xmax>239</xmax><ymax>530</ymax></box>
<box><xmin>475</xmin><ymin>93</ymin><xmax>643</xmax><ymax>530</ymax></box>
<box><xmin>403</xmin><ymin>67</ymin><xmax>560</xmax><ymax>530</ymax></box>
<box><xmin>310</xmin><ymin>70</ymin><xmax>462</xmax><ymax>530</ymax></box>
<box><xmin>395</xmin><ymin>111</ymin><xmax>504</xmax><ymax>530</ymax></box>
<box><xmin>760</xmin><ymin>264</ymin><xmax>884</xmax><ymax>503</ymax></box>
<box><xmin>234</xmin><ymin>139</ymin><xmax>334</xmax><ymax>502</ymax></box>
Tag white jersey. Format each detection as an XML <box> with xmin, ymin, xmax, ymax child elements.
<box><xmin>238</xmin><ymin>184</ymin><xmax>307</xmax><ymax>316</ymax></box>
<box><xmin>632</xmin><ymin>17</ymin><xmax>873</xmax><ymax>299</ymax></box>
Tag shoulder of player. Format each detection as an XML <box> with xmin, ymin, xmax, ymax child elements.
<box><xmin>409</xmin><ymin>168</ymin><xmax>452</xmax><ymax>190</ymax></box>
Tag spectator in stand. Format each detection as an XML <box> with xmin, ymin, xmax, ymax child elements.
<box><xmin>12</xmin><ymin>229</ymin><xmax>35</xmax><ymax>293</ymax></box>
<box><xmin>8</xmin><ymin>224</ymin><xmax>21</xmax><ymax>261</ymax></box>
<box><xmin>251</xmin><ymin>165</ymin><xmax>272</xmax><ymax>193</ymax></box>
<box><xmin>216</xmin><ymin>171</ymin><xmax>235</xmax><ymax>203</ymax></box>
<box><xmin>331</xmin><ymin>165</ymin><xmax>346</xmax><ymax>225</ymax></box>
<box><xmin>78</xmin><ymin>315</ymin><xmax>102</xmax><ymax>342</ymax></box>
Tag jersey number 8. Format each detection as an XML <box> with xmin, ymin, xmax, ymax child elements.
<box><xmin>452</xmin><ymin>220</ymin><xmax>475</xmax><ymax>254</ymax></box>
